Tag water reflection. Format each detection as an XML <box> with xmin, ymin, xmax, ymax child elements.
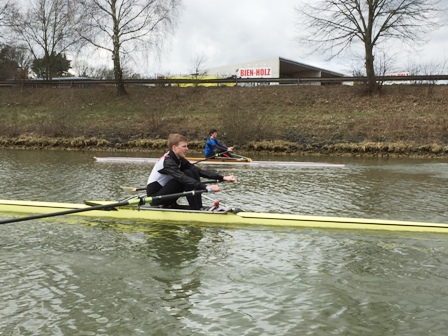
<box><xmin>144</xmin><ymin>224</ymin><xmax>205</xmax><ymax>320</ymax></box>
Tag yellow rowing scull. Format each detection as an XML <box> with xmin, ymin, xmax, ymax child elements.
<box><xmin>0</xmin><ymin>199</ymin><xmax>447</xmax><ymax>233</ymax></box>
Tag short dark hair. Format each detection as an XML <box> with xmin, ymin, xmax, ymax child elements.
<box><xmin>209</xmin><ymin>128</ymin><xmax>217</xmax><ymax>136</ymax></box>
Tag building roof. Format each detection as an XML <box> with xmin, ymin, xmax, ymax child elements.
<box><xmin>278</xmin><ymin>57</ymin><xmax>345</xmax><ymax>78</ymax></box>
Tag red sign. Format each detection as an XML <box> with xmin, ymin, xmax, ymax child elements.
<box><xmin>239</xmin><ymin>67</ymin><xmax>272</xmax><ymax>78</ymax></box>
<box><xmin>385</xmin><ymin>72</ymin><xmax>410</xmax><ymax>77</ymax></box>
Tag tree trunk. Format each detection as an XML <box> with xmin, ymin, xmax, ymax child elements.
<box><xmin>112</xmin><ymin>45</ymin><xmax>126</xmax><ymax>95</ymax></box>
<box><xmin>45</xmin><ymin>50</ymin><xmax>50</xmax><ymax>80</ymax></box>
<box><xmin>111</xmin><ymin>0</ymin><xmax>126</xmax><ymax>96</ymax></box>
<box><xmin>364</xmin><ymin>43</ymin><xmax>378</xmax><ymax>94</ymax></box>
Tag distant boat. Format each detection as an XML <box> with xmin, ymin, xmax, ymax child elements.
<box><xmin>93</xmin><ymin>156</ymin><xmax>346</xmax><ymax>167</ymax></box>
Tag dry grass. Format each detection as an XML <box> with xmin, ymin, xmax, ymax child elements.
<box><xmin>1</xmin><ymin>84</ymin><xmax>447</xmax><ymax>156</ymax></box>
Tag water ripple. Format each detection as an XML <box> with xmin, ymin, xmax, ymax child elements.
<box><xmin>2</xmin><ymin>151</ymin><xmax>448</xmax><ymax>335</ymax></box>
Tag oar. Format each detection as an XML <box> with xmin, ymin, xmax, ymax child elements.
<box><xmin>193</xmin><ymin>150</ymin><xmax>252</xmax><ymax>164</ymax></box>
<box><xmin>0</xmin><ymin>190</ymin><xmax>209</xmax><ymax>225</ymax></box>
<box><xmin>230</xmin><ymin>153</ymin><xmax>252</xmax><ymax>162</ymax></box>
<box><xmin>120</xmin><ymin>179</ymin><xmax>221</xmax><ymax>195</ymax></box>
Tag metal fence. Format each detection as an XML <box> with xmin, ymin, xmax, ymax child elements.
<box><xmin>1</xmin><ymin>75</ymin><xmax>447</xmax><ymax>88</ymax></box>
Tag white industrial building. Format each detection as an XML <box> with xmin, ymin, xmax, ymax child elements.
<box><xmin>206</xmin><ymin>56</ymin><xmax>345</xmax><ymax>84</ymax></box>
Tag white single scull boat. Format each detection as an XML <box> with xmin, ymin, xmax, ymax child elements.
<box><xmin>94</xmin><ymin>156</ymin><xmax>346</xmax><ymax>167</ymax></box>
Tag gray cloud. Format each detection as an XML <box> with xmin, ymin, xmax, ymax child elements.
<box><xmin>149</xmin><ymin>0</ymin><xmax>448</xmax><ymax>76</ymax></box>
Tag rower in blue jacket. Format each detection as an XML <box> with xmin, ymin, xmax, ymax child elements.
<box><xmin>204</xmin><ymin>129</ymin><xmax>234</xmax><ymax>158</ymax></box>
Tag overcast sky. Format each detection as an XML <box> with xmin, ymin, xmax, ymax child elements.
<box><xmin>140</xmin><ymin>0</ymin><xmax>448</xmax><ymax>77</ymax></box>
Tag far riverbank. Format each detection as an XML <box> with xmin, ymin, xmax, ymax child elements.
<box><xmin>1</xmin><ymin>85</ymin><xmax>447</xmax><ymax>158</ymax></box>
<box><xmin>1</xmin><ymin>136</ymin><xmax>447</xmax><ymax>158</ymax></box>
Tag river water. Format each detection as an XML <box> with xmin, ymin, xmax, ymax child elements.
<box><xmin>1</xmin><ymin>149</ymin><xmax>448</xmax><ymax>335</ymax></box>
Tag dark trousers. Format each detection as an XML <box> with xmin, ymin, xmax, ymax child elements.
<box><xmin>214</xmin><ymin>150</ymin><xmax>232</xmax><ymax>158</ymax></box>
<box><xmin>147</xmin><ymin>169</ymin><xmax>203</xmax><ymax>210</ymax></box>
<box><xmin>219</xmin><ymin>152</ymin><xmax>231</xmax><ymax>158</ymax></box>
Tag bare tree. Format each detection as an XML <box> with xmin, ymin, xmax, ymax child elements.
<box><xmin>71</xmin><ymin>59</ymin><xmax>92</xmax><ymax>77</ymax></box>
<box><xmin>190</xmin><ymin>53</ymin><xmax>208</xmax><ymax>76</ymax></box>
<box><xmin>76</xmin><ymin>0</ymin><xmax>181</xmax><ymax>95</ymax></box>
<box><xmin>9</xmin><ymin>0</ymin><xmax>84</xmax><ymax>80</ymax></box>
<box><xmin>87</xmin><ymin>65</ymin><xmax>115</xmax><ymax>79</ymax></box>
<box><xmin>296</xmin><ymin>0</ymin><xmax>443</xmax><ymax>94</ymax></box>
<box><xmin>188</xmin><ymin>52</ymin><xmax>208</xmax><ymax>87</ymax></box>
<box><xmin>407</xmin><ymin>58</ymin><xmax>447</xmax><ymax>86</ymax></box>
<box><xmin>0</xmin><ymin>0</ymin><xmax>15</xmax><ymax>42</ymax></box>
<box><xmin>374</xmin><ymin>49</ymin><xmax>399</xmax><ymax>89</ymax></box>
<box><xmin>0</xmin><ymin>0</ymin><xmax>12</xmax><ymax>21</ymax></box>
<box><xmin>0</xmin><ymin>0</ymin><xmax>10</xmax><ymax>26</ymax></box>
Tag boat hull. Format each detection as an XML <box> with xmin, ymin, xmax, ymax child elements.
<box><xmin>94</xmin><ymin>156</ymin><xmax>345</xmax><ymax>167</ymax></box>
<box><xmin>185</xmin><ymin>156</ymin><xmax>252</xmax><ymax>163</ymax></box>
<box><xmin>1</xmin><ymin>199</ymin><xmax>448</xmax><ymax>233</ymax></box>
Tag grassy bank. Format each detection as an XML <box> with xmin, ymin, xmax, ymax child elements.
<box><xmin>1</xmin><ymin>84</ymin><xmax>447</xmax><ymax>157</ymax></box>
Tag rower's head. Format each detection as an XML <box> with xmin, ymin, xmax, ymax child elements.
<box><xmin>168</xmin><ymin>134</ymin><xmax>188</xmax><ymax>158</ymax></box>
<box><xmin>209</xmin><ymin>128</ymin><xmax>218</xmax><ymax>138</ymax></box>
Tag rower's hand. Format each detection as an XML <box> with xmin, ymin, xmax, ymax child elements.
<box><xmin>206</xmin><ymin>185</ymin><xmax>221</xmax><ymax>193</ymax></box>
<box><xmin>223</xmin><ymin>175</ymin><xmax>237</xmax><ymax>182</ymax></box>
<box><xmin>228</xmin><ymin>146</ymin><xmax>234</xmax><ymax>152</ymax></box>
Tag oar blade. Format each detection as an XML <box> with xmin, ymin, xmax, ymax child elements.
<box><xmin>120</xmin><ymin>186</ymin><xmax>143</xmax><ymax>194</ymax></box>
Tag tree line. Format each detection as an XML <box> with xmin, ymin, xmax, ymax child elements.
<box><xmin>1</xmin><ymin>0</ymin><xmax>446</xmax><ymax>95</ymax></box>
<box><xmin>0</xmin><ymin>0</ymin><xmax>181</xmax><ymax>95</ymax></box>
